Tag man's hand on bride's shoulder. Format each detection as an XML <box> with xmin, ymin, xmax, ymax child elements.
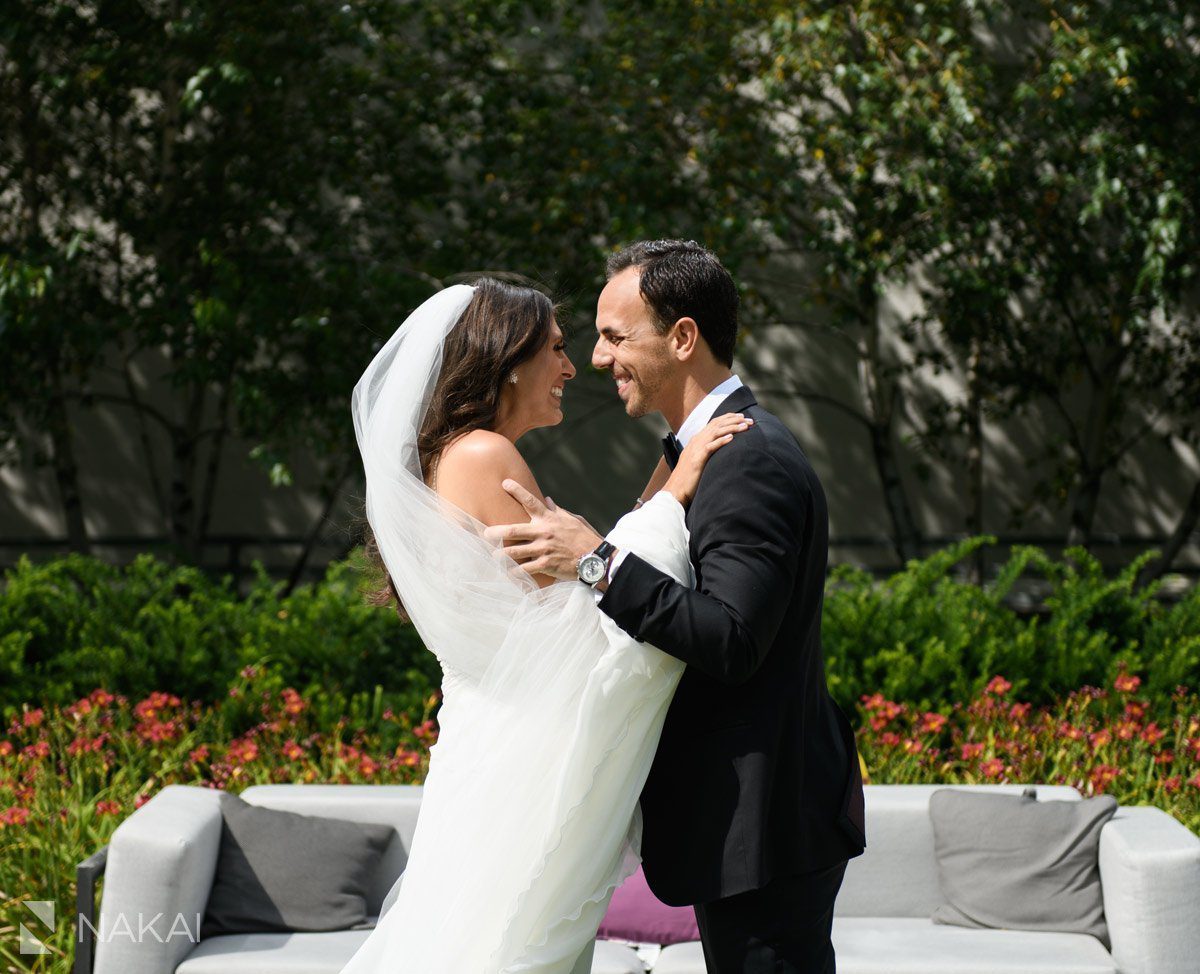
<box><xmin>485</xmin><ymin>481</ymin><xmax>605</xmax><ymax>581</ymax></box>
<box><xmin>664</xmin><ymin>412</ymin><xmax>753</xmax><ymax>508</ymax></box>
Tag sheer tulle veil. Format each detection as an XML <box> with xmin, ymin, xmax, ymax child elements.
<box><xmin>344</xmin><ymin>285</ymin><xmax>691</xmax><ymax>973</ymax></box>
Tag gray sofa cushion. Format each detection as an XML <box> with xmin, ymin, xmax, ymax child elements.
<box><xmin>929</xmin><ymin>788</ymin><xmax>1118</xmax><ymax>946</ymax></box>
<box><xmin>201</xmin><ymin>791</ymin><xmax>394</xmax><ymax>937</ymax></box>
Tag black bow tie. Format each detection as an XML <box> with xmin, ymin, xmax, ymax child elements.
<box><xmin>662</xmin><ymin>432</ymin><xmax>683</xmax><ymax>469</ymax></box>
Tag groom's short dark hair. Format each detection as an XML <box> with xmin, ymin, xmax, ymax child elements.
<box><xmin>606</xmin><ymin>239</ymin><xmax>739</xmax><ymax>367</ymax></box>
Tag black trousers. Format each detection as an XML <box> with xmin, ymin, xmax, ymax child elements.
<box><xmin>692</xmin><ymin>861</ymin><xmax>847</xmax><ymax>974</ymax></box>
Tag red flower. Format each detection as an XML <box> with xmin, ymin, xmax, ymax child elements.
<box><xmin>879</xmin><ymin>732</ymin><xmax>902</xmax><ymax>747</ymax></box>
<box><xmin>1140</xmin><ymin>723</ymin><xmax>1165</xmax><ymax>746</ymax></box>
<box><xmin>20</xmin><ymin>741</ymin><xmax>50</xmax><ymax>761</ymax></box>
<box><xmin>280</xmin><ymin>688</ymin><xmax>307</xmax><ymax>717</ymax></box>
<box><xmin>359</xmin><ymin>757</ymin><xmax>380</xmax><ymax>777</ymax></box>
<box><xmin>413</xmin><ymin>720</ymin><xmax>438</xmax><ymax>742</ymax></box>
<box><xmin>22</xmin><ymin>709</ymin><xmax>45</xmax><ymax>729</ymax></box>
<box><xmin>902</xmin><ymin>739</ymin><xmax>924</xmax><ymax>755</ymax></box>
<box><xmin>1190</xmin><ymin>772</ymin><xmax>1200</xmax><ymax>790</ymax></box>
<box><xmin>283</xmin><ymin>740</ymin><xmax>306</xmax><ymax>761</ymax></box>
<box><xmin>134</xmin><ymin>794</ymin><xmax>152</xmax><ymax>809</ymax></box>
<box><xmin>1008</xmin><ymin>703</ymin><xmax>1032</xmax><ymax>722</ymax></box>
<box><xmin>134</xmin><ymin>692</ymin><xmax>181</xmax><ymax>721</ymax></box>
<box><xmin>393</xmin><ymin>748</ymin><xmax>421</xmax><ymax>768</ymax></box>
<box><xmin>1059</xmin><ymin>723</ymin><xmax>1086</xmax><ymax>742</ymax></box>
<box><xmin>980</xmin><ymin>758</ymin><xmax>1005</xmax><ymax>779</ymax></box>
<box><xmin>0</xmin><ymin>806</ymin><xmax>31</xmax><ymax>827</ymax></box>
<box><xmin>919</xmin><ymin>712</ymin><xmax>948</xmax><ymax>734</ymax></box>
<box><xmin>961</xmin><ymin>742</ymin><xmax>985</xmax><ymax>760</ymax></box>
<box><xmin>189</xmin><ymin>745</ymin><xmax>210</xmax><ymax>765</ymax></box>
<box><xmin>1155</xmin><ymin>751</ymin><xmax>1176</xmax><ymax>765</ymax></box>
<box><xmin>1089</xmin><ymin>730</ymin><xmax>1111</xmax><ymax>749</ymax></box>
<box><xmin>227</xmin><ymin>739</ymin><xmax>259</xmax><ymax>765</ymax></box>
<box><xmin>985</xmin><ymin>676</ymin><xmax>1012</xmax><ymax>696</ymax></box>
<box><xmin>1089</xmin><ymin>765</ymin><xmax>1121</xmax><ymax>793</ymax></box>
<box><xmin>1124</xmin><ymin>701</ymin><xmax>1148</xmax><ymax>720</ymax></box>
<box><xmin>89</xmin><ymin>689</ymin><xmax>115</xmax><ymax>707</ymax></box>
<box><xmin>95</xmin><ymin>800</ymin><xmax>122</xmax><ymax>817</ymax></box>
<box><xmin>1162</xmin><ymin>776</ymin><xmax>1182</xmax><ymax>795</ymax></box>
<box><xmin>861</xmin><ymin>693</ymin><xmax>887</xmax><ymax>711</ymax></box>
<box><xmin>1115</xmin><ymin>721</ymin><xmax>1138</xmax><ymax>741</ymax></box>
<box><xmin>0</xmin><ymin>740</ymin><xmax>13</xmax><ymax>757</ymax></box>
<box><xmin>136</xmin><ymin>719</ymin><xmax>180</xmax><ymax>743</ymax></box>
<box><xmin>1114</xmin><ymin>673</ymin><xmax>1141</xmax><ymax>694</ymax></box>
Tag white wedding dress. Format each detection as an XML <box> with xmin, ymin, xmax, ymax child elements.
<box><xmin>340</xmin><ymin>285</ymin><xmax>692</xmax><ymax>973</ymax></box>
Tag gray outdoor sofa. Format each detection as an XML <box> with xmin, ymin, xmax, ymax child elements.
<box><xmin>78</xmin><ymin>782</ymin><xmax>1200</xmax><ymax>974</ymax></box>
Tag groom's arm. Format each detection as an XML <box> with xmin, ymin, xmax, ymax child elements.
<box><xmin>600</xmin><ymin>445</ymin><xmax>805</xmax><ymax>686</ymax></box>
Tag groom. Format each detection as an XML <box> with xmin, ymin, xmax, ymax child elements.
<box><xmin>490</xmin><ymin>240</ymin><xmax>865</xmax><ymax>973</ymax></box>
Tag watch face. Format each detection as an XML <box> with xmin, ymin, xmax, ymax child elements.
<box><xmin>578</xmin><ymin>554</ymin><xmax>605</xmax><ymax>585</ymax></box>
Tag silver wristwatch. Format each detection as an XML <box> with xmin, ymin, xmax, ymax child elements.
<box><xmin>576</xmin><ymin>541</ymin><xmax>616</xmax><ymax>587</ymax></box>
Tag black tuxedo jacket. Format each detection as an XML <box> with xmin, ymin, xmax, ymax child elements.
<box><xmin>599</xmin><ymin>385</ymin><xmax>866</xmax><ymax>906</ymax></box>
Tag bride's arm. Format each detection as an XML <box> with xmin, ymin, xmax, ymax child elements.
<box><xmin>434</xmin><ymin>430</ymin><xmax>558</xmax><ymax>588</ymax></box>
<box><xmin>638</xmin><ymin>458</ymin><xmax>671</xmax><ymax>506</ymax></box>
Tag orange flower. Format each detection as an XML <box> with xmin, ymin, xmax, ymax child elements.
<box><xmin>280</xmin><ymin>688</ymin><xmax>307</xmax><ymax>717</ymax></box>
<box><xmin>1114</xmin><ymin>673</ymin><xmax>1141</xmax><ymax>694</ymax></box>
<box><xmin>0</xmin><ymin>740</ymin><xmax>13</xmax><ymax>757</ymax></box>
<box><xmin>227</xmin><ymin>739</ymin><xmax>259</xmax><ymax>765</ymax></box>
<box><xmin>1089</xmin><ymin>729</ymin><xmax>1111</xmax><ymax>749</ymax></box>
<box><xmin>985</xmin><ymin>676</ymin><xmax>1012</xmax><ymax>696</ymax></box>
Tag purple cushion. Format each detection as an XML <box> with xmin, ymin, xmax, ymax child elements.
<box><xmin>598</xmin><ymin>866</ymin><xmax>700</xmax><ymax>945</ymax></box>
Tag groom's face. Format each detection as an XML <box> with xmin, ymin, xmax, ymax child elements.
<box><xmin>593</xmin><ymin>267</ymin><xmax>677</xmax><ymax>419</ymax></box>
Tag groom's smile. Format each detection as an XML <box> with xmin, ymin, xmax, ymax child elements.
<box><xmin>593</xmin><ymin>267</ymin><xmax>674</xmax><ymax>420</ymax></box>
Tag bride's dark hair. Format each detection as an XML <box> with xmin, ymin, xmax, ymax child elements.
<box><xmin>362</xmin><ymin>277</ymin><xmax>556</xmax><ymax>612</ymax></box>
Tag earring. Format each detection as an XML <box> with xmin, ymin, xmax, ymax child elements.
<box><xmin>507</xmin><ymin>371</ymin><xmax>519</xmax><ymax>385</ymax></box>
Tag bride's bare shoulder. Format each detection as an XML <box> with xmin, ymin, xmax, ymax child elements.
<box><xmin>439</xmin><ymin>429</ymin><xmax>525</xmax><ymax>473</ymax></box>
<box><xmin>435</xmin><ymin>430</ymin><xmax>542</xmax><ymax>525</ymax></box>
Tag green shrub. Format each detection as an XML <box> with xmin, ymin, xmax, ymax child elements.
<box><xmin>0</xmin><ymin>552</ymin><xmax>439</xmax><ymax>726</ymax></box>
<box><xmin>3</xmin><ymin>541</ymin><xmax>1196</xmax><ymax>724</ymax></box>
<box><xmin>823</xmin><ymin>538</ymin><xmax>1200</xmax><ymax>711</ymax></box>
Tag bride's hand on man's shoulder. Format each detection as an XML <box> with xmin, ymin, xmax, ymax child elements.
<box><xmin>664</xmin><ymin>412</ymin><xmax>752</xmax><ymax>508</ymax></box>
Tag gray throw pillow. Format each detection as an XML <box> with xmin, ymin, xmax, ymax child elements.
<box><xmin>201</xmin><ymin>791</ymin><xmax>395</xmax><ymax>938</ymax></box>
<box><xmin>929</xmin><ymin>787</ymin><xmax>1118</xmax><ymax>947</ymax></box>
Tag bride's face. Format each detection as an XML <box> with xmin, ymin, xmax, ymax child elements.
<box><xmin>502</xmin><ymin>320</ymin><xmax>576</xmax><ymax>436</ymax></box>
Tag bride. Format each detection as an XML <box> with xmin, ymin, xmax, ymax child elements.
<box><xmin>343</xmin><ymin>279</ymin><xmax>749</xmax><ymax>974</ymax></box>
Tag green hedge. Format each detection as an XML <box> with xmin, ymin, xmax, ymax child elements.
<box><xmin>823</xmin><ymin>538</ymin><xmax>1200</xmax><ymax>709</ymax></box>
<box><xmin>0</xmin><ymin>552</ymin><xmax>439</xmax><ymax>726</ymax></box>
<box><xmin>2</xmin><ymin>540</ymin><xmax>1196</xmax><ymax>721</ymax></box>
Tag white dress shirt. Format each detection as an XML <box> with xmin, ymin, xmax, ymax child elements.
<box><xmin>600</xmin><ymin>374</ymin><xmax>744</xmax><ymax>590</ymax></box>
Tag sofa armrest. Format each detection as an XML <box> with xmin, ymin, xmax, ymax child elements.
<box><xmin>1099</xmin><ymin>805</ymin><xmax>1200</xmax><ymax>974</ymax></box>
<box><xmin>75</xmin><ymin>845</ymin><xmax>108</xmax><ymax>974</ymax></box>
<box><xmin>93</xmin><ymin>785</ymin><xmax>223</xmax><ymax>974</ymax></box>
